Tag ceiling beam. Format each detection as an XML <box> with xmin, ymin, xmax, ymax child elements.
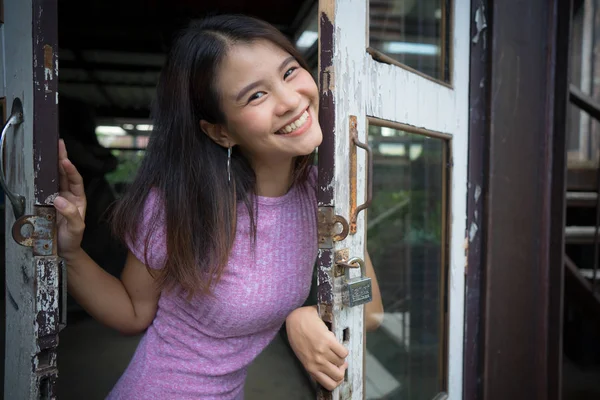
<box><xmin>73</xmin><ymin>50</ymin><xmax>117</xmax><ymax>108</ymax></box>
<box><xmin>60</xmin><ymin>60</ymin><xmax>163</xmax><ymax>73</ymax></box>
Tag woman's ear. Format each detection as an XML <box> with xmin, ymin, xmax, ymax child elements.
<box><xmin>200</xmin><ymin>120</ymin><xmax>234</xmax><ymax>148</ymax></box>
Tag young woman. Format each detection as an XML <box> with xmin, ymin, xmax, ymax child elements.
<box><xmin>55</xmin><ymin>14</ymin><xmax>383</xmax><ymax>399</ymax></box>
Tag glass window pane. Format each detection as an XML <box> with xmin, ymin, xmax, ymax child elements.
<box><xmin>369</xmin><ymin>0</ymin><xmax>450</xmax><ymax>82</ymax></box>
<box><xmin>366</xmin><ymin>124</ymin><xmax>447</xmax><ymax>399</ymax></box>
<box><xmin>567</xmin><ymin>0</ymin><xmax>600</xmax><ymax>168</ymax></box>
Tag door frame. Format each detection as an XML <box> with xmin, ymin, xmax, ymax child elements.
<box><xmin>2</xmin><ymin>0</ymin><xmax>60</xmax><ymax>397</ymax></box>
<box><xmin>462</xmin><ymin>1</ymin><xmax>571</xmax><ymax>399</ymax></box>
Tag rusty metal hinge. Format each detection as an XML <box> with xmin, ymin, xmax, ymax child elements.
<box><xmin>318</xmin><ymin>206</ymin><xmax>349</xmax><ymax>249</ymax></box>
<box><xmin>12</xmin><ymin>206</ymin><xmax>56</xmax><ymax>256</ymax></box>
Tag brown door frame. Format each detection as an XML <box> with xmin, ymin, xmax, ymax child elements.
<box><xmin>463</xmin><ymin>0</ymin><xmax>572</xmax><ymax>399</ymax></box>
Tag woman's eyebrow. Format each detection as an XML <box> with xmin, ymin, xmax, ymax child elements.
<box><xmin>278</xmin><ymin>56</ymin><xmax>296</xmax><ymax>71</ymax></box>
<box><xmin>236</xmin><ymin>80</ymin><xmax>265</xmax><ymax>102</ymax></box>
<box><xmin>235</xmin><ymin>56</ymin><xmax>297</xmax><ymax>102</ymax></box>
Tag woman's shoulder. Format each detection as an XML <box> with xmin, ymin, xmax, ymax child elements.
<box><xmin>306</xmin><ymin>165</ymin><xmax>317</xmax><ymax>190</ymax></box>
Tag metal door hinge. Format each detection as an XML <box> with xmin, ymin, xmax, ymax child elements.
<box><xmin>12</xmin><ymin>206</ymin><xmax>56</xmax><ymax>256</ymax></box>
<box><xmin>318</xmin><ymin>206</ymin><xmax>349</xmax><ymax>248</ymax></box>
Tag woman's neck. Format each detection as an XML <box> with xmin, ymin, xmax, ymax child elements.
<box><xmin>252</xmin><ymin>158</ymin><xmax>295</xmax><ymax>198</ymax></box>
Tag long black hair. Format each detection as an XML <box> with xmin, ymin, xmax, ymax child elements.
<box><xmin>111</xmin><ymin>15</ymin><xmax>314</xmax><ymax>296</ymax></box>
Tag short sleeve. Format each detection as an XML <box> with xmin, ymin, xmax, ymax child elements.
<box><xmin>126</xmin><ymin>189</ymin><xmax>167</xmax><ymax>270</ymax></box>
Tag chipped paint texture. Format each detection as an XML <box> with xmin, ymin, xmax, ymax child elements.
<box><xmin>469</xmin><ymin>222</ymin><xmax>479</xmax><ymax>242</ymax></box>
<box><xmin>5</xmin><ymin>2</ymin><xmax>60</xmax><ymax>397</ymax></box>
<box><xmin>318</xmin><ymin>0</ymin><xmax>368</xmax><ymax>398</ymax></box>
<box><xmin>44</xmin><ymin>192</ymin><xmax>58</xmax><ymax>205</ymax></box>
<box><xmin>3</xmin><ymin>0</ymin><xmax>45</xmax><ymax>398</ymax></box>
<box><xmin>472</xmin><ymin>4</ymin><xmax>488</xmax><ymax>45</ymax></box>
<box><xmin>35</xmin><ymin>257</ymin><xmax>60</xmax><ymax>340</ymax></box>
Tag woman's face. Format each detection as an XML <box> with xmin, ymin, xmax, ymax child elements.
<box><xmin>213</xmin><ymin>40</ymin><xmax>322</xmax><ymax>167</ymax></box>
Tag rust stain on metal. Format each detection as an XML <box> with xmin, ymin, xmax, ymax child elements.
<box><xmin>350</xmin><ymin>132</ymin><xmax>374</xmax><ymax>233</ymax></box>
<box><xmin>334</xmin><ymin>248</ymin><xmax>350</xmax><ymax>277</ymax></box>
<box><xmin>43</xmin><ymin>44</ymin><xmax>53</xmax><ymax>92</ymax></box>
<box><xmin>349</xmin><ymin>116</ymin><xmax>358</xmax><ymax>234</ymax></box>
<box><xmin>43</xmin><ymin>45</ymin><xmax>53</xmax><ymax>69</ymax></box>
<box><xmin>34</xmin><ymin>206</ymin><xmax>56</xmax><ymax>256</ymax></box>
<box><xmin>12</xmin><ymin>217</ymin><xmax>34</xmax><ymax>247</ymax></box>
<box><xmin>318</xmin><ymin>207</ymin><xmax>349</xmax><ymax>248</ymax></box>
<box><xmin>332</xmin><ymin>214</ymin><xmax>349</xmax><ymax>242</ymax></box>
<box><xmin>318</xmin><ymin>208</ymin><xmax>333</xmax><ymax>248</ymax></box>
<box><xmin>12</xmin><ymin>207</ymin><xmax>56</xmax><ymax>255</ymax></box>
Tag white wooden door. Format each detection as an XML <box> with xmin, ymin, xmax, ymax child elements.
<box><xmin>2</xmin><ymin>0</ymin><xmax>61</xmax><ymax>398</ymax></box>
<box><xmin>316</xmin><ymin>0</ymin><xmax>469</xmax><ymax>399</ymax></box>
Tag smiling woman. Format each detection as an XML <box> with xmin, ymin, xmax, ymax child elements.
<box><xmin>52</xmin><ymin>13</ymin><xmax>382</xmax><ymax>400</ymax></box>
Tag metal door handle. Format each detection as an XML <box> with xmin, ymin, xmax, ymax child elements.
<box><xmin>350</xmin><ymin>126</ymin><xmax>373</xmax><ymax>233</ymax></box>
<box><xmin>1</xmin><ymin>98</ymin><xmax>26</xmax><ymax>219</ymax></box>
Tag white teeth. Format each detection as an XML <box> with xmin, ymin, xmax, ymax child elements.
<box><xmin>278</xmin><ymin>111</ymin><xmax>309</xmax><ymax>134</ymax></box>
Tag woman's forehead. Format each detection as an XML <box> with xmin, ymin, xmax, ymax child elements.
<box><xmin>217</xmin><ymin>41</ymin><xmax>292</xmax><ymax>93</ymax></box>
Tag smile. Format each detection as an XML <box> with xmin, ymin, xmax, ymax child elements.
<box><xmin>276</xmin><ymin>110</ymin><xmax>310</xmax><ymax>135</ymax></box>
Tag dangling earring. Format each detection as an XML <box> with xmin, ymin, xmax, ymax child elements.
<box><xmin>227</xmin><ymin>146</ymin><xmax>232</xmax><ymax>183</ymax></box>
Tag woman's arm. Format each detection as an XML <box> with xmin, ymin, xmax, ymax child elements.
<box><xmin>55</xmin><ymin>139</ymin><xmax>160</xmax><ymax>335</ymax></box>
<box><xmin>64</xmin><ymin>249</ymin><xmax>161</xmax><ymax>335</ymax></box>
<box><xmin>364</xmin><ymin>250</ymin><xmax>384</xmax><ymax>331</ymax></box>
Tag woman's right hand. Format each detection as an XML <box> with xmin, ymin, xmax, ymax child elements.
<box><xmin>54</xmin><ymin>139</ymin><xmax>87</xmax><ymax>260</ymax></box>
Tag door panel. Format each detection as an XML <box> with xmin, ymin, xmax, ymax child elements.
<box><xmin>317</xmin><ymin>0</ymin><xmax>469</xmax><ymax>399</ymax></box>
<box><xmin>2</xmin><ymin>0</ymin><xmax>60</xmax><ymax>398</ymax></box>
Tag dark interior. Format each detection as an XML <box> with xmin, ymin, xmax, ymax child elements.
<box><xmin>57</xmin><ymin>0</ymin><xmax>318</xmax><ymax>119</ymax></box>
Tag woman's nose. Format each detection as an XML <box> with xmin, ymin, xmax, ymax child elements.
<box><xmin>275</xmin><ymin>85</ymin><xmax>301</xmax><ymax>116</ymax></box>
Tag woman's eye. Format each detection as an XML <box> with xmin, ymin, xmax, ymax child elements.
<box><xmin>248</xmin><ymin>92</ymin><xmax>266</xmax><ymax>102</ymax></box>
<box><xmin>284</xmin><ymin>67</ymin><xmax>298</xmax><ymax>80</ymax></box>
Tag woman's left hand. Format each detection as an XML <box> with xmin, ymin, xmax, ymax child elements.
<box><xmin>286</xmin><ymin>305</ymin><xmax>348</xmax><ymax>391</ymax></box>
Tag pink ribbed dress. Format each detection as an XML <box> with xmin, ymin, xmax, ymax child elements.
<box><xmin>106</xmin><ymin>170</ymin><xmax>317</xmax><ymax>399</ymax></box>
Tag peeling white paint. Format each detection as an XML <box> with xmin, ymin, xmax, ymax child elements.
<box><xmin>472</xmin><ymin>5</ymin><xmax>487</xmax><ymax>45</ymax></box>
<box><xmin>44</xmin><ymin>192</ymin><xmax>58</xmax><ymax>205</ymax></box>
<box><xmin>469</xmin><ymin>222</ymin><xmax>479</xmax><ymax>242</ymax></box>
<box><xmin>327</xmin><ymin>1</ymin><xmax>369</xmax><ymax>398</ymax></box>
<box><xmin>474</xmin><ymin>185</ymin><xmax>482</xmax><ymax>202</ymax></box>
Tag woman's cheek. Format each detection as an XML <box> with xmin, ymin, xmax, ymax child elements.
<box><xmin>245</xmin><ymin>108</ymin><xmax>274</xmax><ymax>135</ymax></box>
